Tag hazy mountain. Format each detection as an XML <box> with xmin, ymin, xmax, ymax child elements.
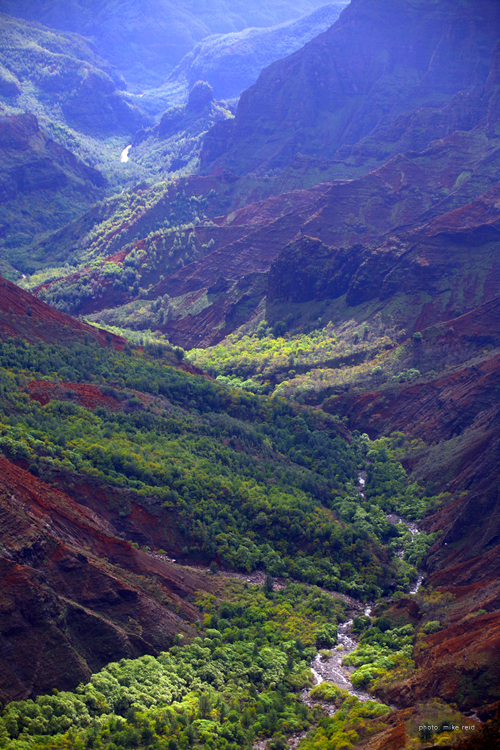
<box><xmin>161</xmin><ymin>3</ymin><xmax>348</xmax><ymax>104</ymax></box>
<box><xmin>0</xmin><ymin>0</ymin><xmax>339</xmax><ymax>90</ymax></box>
<box><xmin>0</xmin><ymin>14</ymin><xmax>149</xmax><ymax>137</ymax></box>
<box><xmin>0</xmin><ymin>113</ymin><xmax>106</xmax><ymax>278</ymax></box>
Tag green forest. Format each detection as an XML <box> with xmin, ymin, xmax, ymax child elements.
<box><xmin>0</xmin><ymin>333</ymin><xmax>450</xmax><ymax>750</ymax></box>
<box><xmin>0</xmin><ymin>335</ymin><xmax>441</xmax><ymax>597</ymax></box>
<box><xmin>0</xmin><ymin>581</ymin><xmax>392</xmax><ymax>750</ymax></box>
<box><xmin>0</xmin><ymin>578</ymin><xmax>474</xmax><ymax>750</ymax></box>
<box><xmin>2</xmin><ymin>0</ymin><xmax>500</xmax><ymax>746</ymax></box>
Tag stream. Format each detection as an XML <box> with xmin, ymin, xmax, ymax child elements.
<box><xmin>285</xmin><ymin>602</ymin><xmax>375</xmax><ymax>749</ymax></box>
<box><xmin>307</xmin><ymin>613</ymin><xmax>373</xmax><ymax>700</ymax></box>
<box><xmin>286</xmin><ymin>482</ymin><xmax>426</xmax><ymax>747</ymax></box>
<box><xmin>385</xmin><ymin>511</ymin><xmax>424</xmax><ymax>594</ymax></box>
<box><xmin>166</xmin><ymin>474</ymin><xmax>425</xmax><ymax>749</ymax></box>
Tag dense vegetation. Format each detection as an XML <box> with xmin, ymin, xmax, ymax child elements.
<box><xmin>21</xmin><ymin>179</ymin><xmax>228</xmax><ymax>287</ymax></box>
<box><xmin>301</xmin><ymin>682</ymin><xmax>473</xmax><ymax>750</ymax></box>
<box><xmin>1</xmin><ymin>0</ymin><xmax>499</xmax><ymax>746</ymax></box>
<box><xmin>0</xmin><ymin>577</ymin><xmax>475</xmax><ymax>750</ymax></box>
<box><xmin>187</xmin><ymin>315</ymin><xmax>493</xmax><ymax>408</ymax></box>
<box><xmin>0</xmin><ymin>331</ymin><xmax>442</xmax><ymax>597</ymax></box>
<box><xmin>0</xmin><ymin>322</ymin><xmax>450</xmax><ymax>749</ymax></box>
<box><xmin>298</xmin><ymin>687</ymin><xmax>390</xmax><ymax>750</ymax></box>
<box><xmin>187</xmin><ymin>321</ymin><xmax>421</xmax><ymax>402</ymax></box>
<box><xmin>0</xmin><ymin>580</ymin><xmax>327</xmax><ymax>748</ymax></box>
<box><xmin>0</xmin><ymin>15</ymin><xmax>147</xmax><ymax>165</ymax></box>
<box><xmin>0</xmin><ymin>579</ymin><xmax>399</xmax><ymax>750</ymax></box>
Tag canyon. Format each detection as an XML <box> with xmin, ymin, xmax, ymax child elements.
<box><xmin>0</xmin><ymin>0</ymin><xmax>499</xmax><ymax>748</ymax></box>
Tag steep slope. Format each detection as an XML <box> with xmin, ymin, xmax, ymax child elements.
<box><xmin>28</xmin><ymin>16</ymin><xmax>500</xmax><ymax>347</ymax></box>
<box><xmin>322</xmin><ymin>300</ymin><xmax>500</xmax><ymax>713</ymax></box>
<box><xmin>2</xmin><ymin>0</ymin><xmax>500</xmax><ymax>739</ymax></box>
<box><xmin>0</xmin><ymin>13</ymin><xmax>154</xmax><ymax>274</ymax></box>
<box><xmin>0</xmin><ymin>455</ymin><xmax>214</xmax><ymax>704</ymax></box>
<box><xmin>93</xmin><ymin>123</ymin><xmax>500</xmax><ymax>348</ymax></box>
<box><xmin>129</xmin><ymin>81</ymin><xmax>233</xmax><ymax>178</ymax></box>
<box><xmin>0</xmin><ymin>14</ymin><xmax>149</xmax><ymax>137</ymax></box>
<box><xmin>201</xmin><ymin>0</ymin><xmax>500</xmax><ymax>178</ymax></box>
<box><xmin>0</xmin><ymin>114</ymin><xmax>107</xmax><ymax>278</ymax></box>
<box><xmin>0</xmin><ymin>273</ymin><xmax>123</xmax><ymax>347</ymax></box>
<box><xmin>0</xmin><ymin>277</ymin><xmax>408</xmax><ymax>705</ymax></box>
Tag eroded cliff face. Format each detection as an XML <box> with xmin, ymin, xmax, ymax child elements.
<box><xmin>320</xmin><ymin>295</ymin><xmax>500</xmax><ymax>716</ymax></box>
<box><xmin>0</xmin><ymin>274</ymin><xmax>123</xmax><ymax>348</ymax></box>
<box><xmin>0</xmin><ymin>455</ymin><xmax>215</xmax><ymax>704</ymax></box>
<box><xmin>0</xmin><ymin>278</ymin><xmax>221</xmax><ymax>703</ymax></box>
<box><xmin>155</xmin><ymin>124</ymin><xmax>500</xmax><ymax>347</ymax></box>
<box><xmin>201</xmin><ymin>0</ymin><xmax>500</xmax><ymax>177</ymax></box>
<box><xmin>325</xmin><ymin>293</ymin><xmax>500</xmax><ymax>565</ymax></box>
<box><xmin>27</xmin><ymin>9</ymin><xmax>500</xmax><ymax>350</ymax></box>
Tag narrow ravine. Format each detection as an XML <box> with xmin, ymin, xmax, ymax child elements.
<box><xmin>167</xmin><ymin>475</ymin><xmax>427</xmax><ymax>750</ymax></box>
<box><xmin>385</xmin><ymin>511</ymin><xmax>424</xmax><ymax>594</ymax></box>
<box><xmin>286</xmin><ymin>484</ymin><xmax>427</xmax><ymax>747</ymax></box>
<box><xmin>284</xmin><ymin>600</ymin><xmax>374</xmax><ymax>750</ymax></box>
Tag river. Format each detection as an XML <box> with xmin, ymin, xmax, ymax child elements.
<box><xmin>161</xmin><ymin>476</ymin><xmax>425</xmax><ymax>749</ymax></box>
<box><xmin>120</xmin><ymin>144</ymin><xmax>132</xmax><ymax>163</ymax></box>
<box><xmin>286</xmin><ymin>494</ymin><xmax>425</xmax><ymax>747</ymax></box>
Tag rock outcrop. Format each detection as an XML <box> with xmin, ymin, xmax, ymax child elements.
<box><xmin>0</xmin><ymin>455</ymin><xmax>216</xmax><ymax>704</ymax></box>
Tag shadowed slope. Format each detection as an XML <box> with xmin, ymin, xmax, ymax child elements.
<box><xmin>0</xmin><ymin>455</ymin><xmax>215</xmax><ymax>703</ymax></box>
<box><xmin>202</xmin><ymin>0</ymin><xmax>500</xmax><ymax>177</ymax></box>
<box><xmin>0</xmin><ymin>274</ymin><xmax>124</xmax><ymax>348</ymax></box>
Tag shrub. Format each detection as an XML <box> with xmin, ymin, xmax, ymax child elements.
<box><xmin>422</xmin><ymin>620</ymin><xmax>441</xmax><ymax>634</ymax></box>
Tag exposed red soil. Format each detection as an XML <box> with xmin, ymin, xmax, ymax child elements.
<box><xmin>0</xmin><ymin>275</ymin><xmax>125</xmax><ymax>349</ymax></box>
<box><xmin>30</xmin><ymin>35</ymin><xmax>500</xmax><ymax>350</ymax></box>
<box><xmin>26</xmin><ymin>380</ymin><xmax>153</xmax><ymax>411</ymax></box>
<box><xmin>370</xmin><ymin>557</ymin><xmax>500</xmax><ymax>713</ymax></box>
<box><xmin>157</xmin><ymin>144</ymin><xmax>500</xmax><ymax>347</ymax></box>
<box><xmin>27</xmin><ymin>381</ymin><xmax>122</xmax><ymax>410</ymax></box>
<box><xmin>0</xmin><ymin>455</ymin><xmax>216</xmax><ymax>703</ymax></box>
<box><xmin>422</xmin><ymin>295</ymin><xmax>500</xmax><ymax>348</ymax></box>
<box><xmin>328</xmin><ymin>348</ymin><xmax>500</xmax><ymax>445</ymax></box>
<box><xmin>323</xmin><ymin>300</ymin><xmax>500</xmax><ymax>713</ymax></box>
<box><xmin>453</xmin><ymin>710</ymin><xmax>500</xmax><ymax>750</ymax></box>
<box><xmin>357</xmin><ymin>721</ymin><xmax>407</xmax><ymax>750</ymax></box>
<box><xmin>35</xmin><ymin>97</ymin><xmax>500</xmax><ymax>348</ymax></box>
<box><xmin>327</xmin><ymin>343</ymin><xmax>500</xmax><ymax>567</ymax></box>
<box><xmin>385</xmin><ymin>610</ymin><xmax>500</xmax><ymax>711</ymax></box>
